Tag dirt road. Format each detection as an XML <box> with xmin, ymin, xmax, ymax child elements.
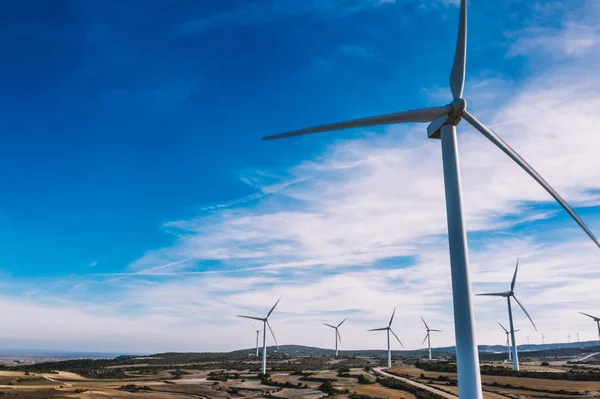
<box><xmin>374</xmin><ymin>367</ymin><xmax>457</xmax><ymax>399</ymax></box>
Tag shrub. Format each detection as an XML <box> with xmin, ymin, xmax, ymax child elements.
<box><xmin>318</xmin><ymin>380</ymin><xmax>335</xmax><ymax>394</ymax></box>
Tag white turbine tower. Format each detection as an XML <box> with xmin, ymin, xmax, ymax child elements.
<box><xmin>541</xmin><ymin>334</ymin><xmax>546</xmax><ymax>345</ymax></box>
<box><xmin>251</xmin><ymin>324</ymin><xmax>262</xmax><ymax>356</ymax></box>
<box><xmin>368</xmin><ymin>307</ymin><xmax>403</xmax><ymax>368</ymax></box>
<box><xmin>497</xmin><ymin>322</ymin><xmax>520</xmax><ymax>361</ymax></box>
<box><xmin>567</xmin><ymin>334</ymin><xmax>571</xmax><ymax>344</ymax></box>
<box><xmin>579</xmin><ymin>312</ymin><xmax>600</xmax><ymax>339</ymax></box>
<box><xmin>420</xmin><ymin>317</ymin><xmax>442</xmax><ymax>360</ymax></box>
<box><xmin>478</xmin><ymin>259</ymin><xmax>536</xmax><ymax>371</ymax></box>
<box><xmin>237</xmin><ymin>298</ymin><xmax>281</xmax><ymax>374</ymax></box>
<box><xmin>323</xmin><ymin>318</ymin><xmax>347</xmax><ymax>357</ymax></box>
<box><xmin>261</xmin><ymin>0</ymin><xmax>600</xmax><ymax>395</ymax></box>
<box><xmin>526</xmin><ymin>336</ymin><xmax>530</xmax><ymax>345</ymax></box>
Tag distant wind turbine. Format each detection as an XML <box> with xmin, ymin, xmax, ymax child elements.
<box><xmin>579</xmin><ymin>312</ymin><xmax>600</xmax><ymax>339</ymax></box>
<box><xmin>420</xmin><ymin>317</ymin><xmax>442</xmax><ymax>360</ymax></box>
<box><xmin>478</xmin><ymin>259</ymin><xmax>536</xmax><ymax>371</ymax></box>
<box><xmin>567</xmin><ymin>334</ymin><xmax>571</xmax><ymax>344</ymax></box>
<box><xmin>323</xmin><ymin>318</ymin><xmax>347</xmax><ymax>357</ymax></box>
<box><xmin>541</xmin><ymin>334</ymin><xmax>546</xmax><ymax>345</ymax></box>
<box><xmin>237</xmin><ymin>298</ymin><xmax>281</xmax><ymax>374</ymax></box>
<box><xmin>577</xmin><ymin>332</ymin><xmax>580</xmax><ymax>343</ymax></box>
<box><xmin>368</xmin><ymin>307</ymin><xmax>403</xmax><ymax>368</ymax></box>
<box><xmin>497</xmin><ymin>322</ymin><xmax>520</xmax><ymax>361</ymax></box>
<box><xmin>251</xmin><ymin>324</ymin><xmax>262</xmax><ymax>357</ymax></box>
<box><xmin>526</xmin><ymin>336</ymin><xmax>530</xmax><ymax>345</ymax></box>
<box><xmin>261</xmin><ymin>0</ymin><xmax>600</xmax><ymax>393</ymax></box>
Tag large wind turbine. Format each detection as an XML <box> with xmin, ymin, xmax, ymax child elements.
<box><xmin>251</xmin><ymin>324</ymin><xmax>262</xmax><ymax>357</ymax></box>
<box><xmin>497</xmin><ymin>322</ymin><xmax>520</xmax><ymax>362</ymax></box>
<box><xmin>579</xmin><ymin>312</ymin><xmax>600</xmax><ymax>339</ymax></box>
<box><xmin>368</xmin><ymin>307</ymin><xmax>403</xmax><ymax>368</ymax></box>
<box><xmin>323</xmin><ymin>318</ymin><xmax>347</xmax><ymax>357</ymax></box>
<box><xmin>478</xmin><ymin>259</ymin><xmax>536</xmax><ymax>371</ymax></box>
<box><xmin>237</xmin><ymin>298</ymin><xmax>281</xmax><ymax>374</ymax></box>
<box><xmin>261</xmin><ymin>0</ymin><xmax>600</xmax><ymax>395</ymax></box>
<box><xmin>420</xmin><ymin>317</ymin><xmax>442</xmax><ymax>360</ymax></box>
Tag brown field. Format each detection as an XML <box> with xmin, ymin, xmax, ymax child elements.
<box><xmin>346</xmin><ymin>384</ymin><xmax>417</xmax><ymax>399</ymax></box>
<box><xmin>390</xmin><ymin>365</ymin><xmax>600</xmax><ymax>395</ymax></box>
<box><xmin>3</xmin><ymin>354</ymin><xmax>600</xmax><ymax>399</ymax></box>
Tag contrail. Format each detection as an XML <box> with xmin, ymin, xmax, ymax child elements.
<box><xmin>102</xmin><ymin>257</ymin><xmax>195</xmax><ymax>283</ymax></box>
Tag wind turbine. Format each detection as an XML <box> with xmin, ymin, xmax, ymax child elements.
<box><xmin>579</xmin><ymin>312</ymin><xmax>600</xmax><ymax>339</ymax></box>
<box><xmin>323</xmin><ymin>318</ymin><xmax>347</xmax><ymax>357</ymax></box>
<box><xmin>497</xmin><ymin>322</ymin><xmax>520</xmax><ymax>361</ymax></box>
<box><xmin>237</xmin><ymin>298</ymin><xmax>281</xmax><ymax>374</ymax></box>
<box><xmin>478</xmin><ymin>259</ymin><xmax>536</xmax><ymax>371</ymax></box>
<box><xmin>251</xmin><ymin>324</ymin><xmax>262</xmax><ymax>356</ymax></box>
<box><xmin>526</xmin><ymin>336</ymin><xmax>530</xmax><ymax>345</ymax></box>
<box><xmin>261</xmin><ymin>0</ymin><xmax>600</xmax><ymax>395</ymax></box>
<box><xmin>420</xmin><ymin>317</ymin><xmax>442</xmax><ymax>360</ymax></box>
<box><xmin>368</xmin><ymin>307</ymin><xmax>403</xmax><ymax>368</ymax></box>
<box><xmin>567</xmin><ymin>334</ymin><xmax>571</xmax><ymax>344</ymax></box>
<box><xmin>541</xmin><ymin>334</ymin><xmax>546</xmax><ymax>345</ymax></box>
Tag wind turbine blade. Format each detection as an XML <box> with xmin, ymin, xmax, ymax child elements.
<box><xmin>450</xmin><ymin>0</ymin><xmax>467</xmax><ymax>99</ymax></box>
<box><xmin>251</xmin><ymin>323</ymin><xmax>258</xmax><ymax>331</ymax></box>
<box><xmin>237</xmin><ymin>315</ymin><xmax>265</xmax><ymax>322</ymax></box>
<box><xmin>463</xmin><ymin>111</ymin><xmax>600</xmax><ymax>250</ymax></box>
<box><xmin>510</xmin><ymin>258</ymin><xmax>519</xmax><ymax>292</ymax></box>
<box><xmin>513</xmin><ymin>295</ymin><xmax>537</xmax><ymax>331</ymax></box>
<box><xmin>266</xmin><ymin>297</ymin><xmax>281</xmax><ymax>318</ymax></box>
<box><xmin>477</xmin><ymin>292</ymin><xmax>508</xmax><ymax>297</ymax></box>
<box><xmin>497</xmin><ymin>321</ymin><xmax>508</xmax><ymax>333</ymax></box>
<box><xmin>337</xmin><ymin>329</ymin><xmax>342</xmax><ymax>344</ymax></box>
<box><xmin>430</xmin><ymin>329</ymin><xmax>443</xmax><ymax>332</ymax></box>
<box><xmin>368</xmin><ymin>327</ymin><xmax>388</xmax><ymax>331</ymax></box>
<box><xmin>337</xmin><ymin>317</ymin><xmax>348</xmax><ymax>328</ymax></box>
<box><xmin>422</xmin><ymin>333</ymin><xmax>429</xmax><ymax>345</ymax></box>
<box><xmin>390</xmin><ymin>329</ymin><xmax>404</xmax><ymax>348</ymax></box>
<box><xmin>266</xmin><ymin>320</ymin><xmax>279</xmax><ymax>349</ymax></box>
<box><xmin>514</xmin><ymin>329</ymin><xmax>522</xmax><ymax>332</ymax></box>
<box><xmin>262</xmin><ymin>106</ymin><xmax>452</xmax><ymax>140</ymax></box>
<box><xmin>420</xmin><ymin>317</ymin><xmax>430</xmax><ymax>331</ymax></box>
<box><xmin>389</xmin><ymin>306</ymin><xmax>396</xmax><ymax>327</ymax></box>
<box><xmin>579</xmin><ymin>312</ymin><xmax>600</xmax><ymax>320</ymax></box>
<box><xmin>323</xmin><ymin>323</ymin><xmax>336</xmax><ymax>329</ymax></box>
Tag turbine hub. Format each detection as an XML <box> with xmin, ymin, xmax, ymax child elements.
<box><xmin>426</xmin><ymin>98</ymin><xmax>467</xmax><ymax>139</ymax></box>
<box><xmin>450</xmin><ymin>98</ymin><xmax>467</xmax><ymax>118</ymax></box>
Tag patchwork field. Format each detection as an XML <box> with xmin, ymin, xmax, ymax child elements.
<box><xmin>2</xmin><ymin>352</ymin><xmax>600</xmax><ymax>398</ymax></box>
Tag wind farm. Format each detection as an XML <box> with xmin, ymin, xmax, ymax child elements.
<box><xmin>1</xmin><ymin>0</ymin><xmax>600</xmax><ymax>398</ymax></box>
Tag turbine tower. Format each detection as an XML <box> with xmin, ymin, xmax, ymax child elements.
<box><xmin>541</xmin><ymin>334</ymin><xmax>546</xmax><ymax>345</ymax></box>
<box><xmin>497</xmin><ymin>322</ymin><xmax>520</xmax><ymax>361</ymax></box>
<box><xmin>420</xmin><ymin>317</ymin><xmax>442</xmax><ymax>360</ymax></box>
<box><xmin>260</xmin><ymin>0</ymin><xmax>600</xmax><ymax>395</ymax></box>
<box><xmin>237</xmin><ymin>298</ymin><xmax>281</xmax><ymax>374</ymax></box>
<box><xmin>567</xmin><ymin>334</ymin><xmax>571</xmax><ymax>344</ymax></box>
<box><xmin>368</xmin><ymin>307</ymin><xmax>403</xmax><ymax>368</ymax></box>
<box><xmin>251</xmin><ymin>324</ymin><xmax>261</xmax><ymax>356</ymax></box>
<box><xmin>526</xmin><ymin>336</ymin><xmax>530</xmax><ymax>345</ymax></box>
<box><xmin>323</xmin><ymin>318</ymin><xmax>347</xmax><ymax>357</ymax></box>
<box><xmin>579</xmin><ymin>312</ymin><xmax>600</xmax><ymax>339</ymax></box>
<box><xmin>478</xmin><ymin>259</ymin><xmax>536</xmax><ymax>371</ymax></box>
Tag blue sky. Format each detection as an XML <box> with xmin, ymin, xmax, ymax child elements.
<box><xmin>1</xmin><ymin>0</ymin><xmax>600</xmax><ymax>353</ymax></box>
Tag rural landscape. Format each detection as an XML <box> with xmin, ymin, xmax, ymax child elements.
<box><xmin>1</xmin><ymin>343</ymin><xmax>600</xmax><ymax>399</ymax></box>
